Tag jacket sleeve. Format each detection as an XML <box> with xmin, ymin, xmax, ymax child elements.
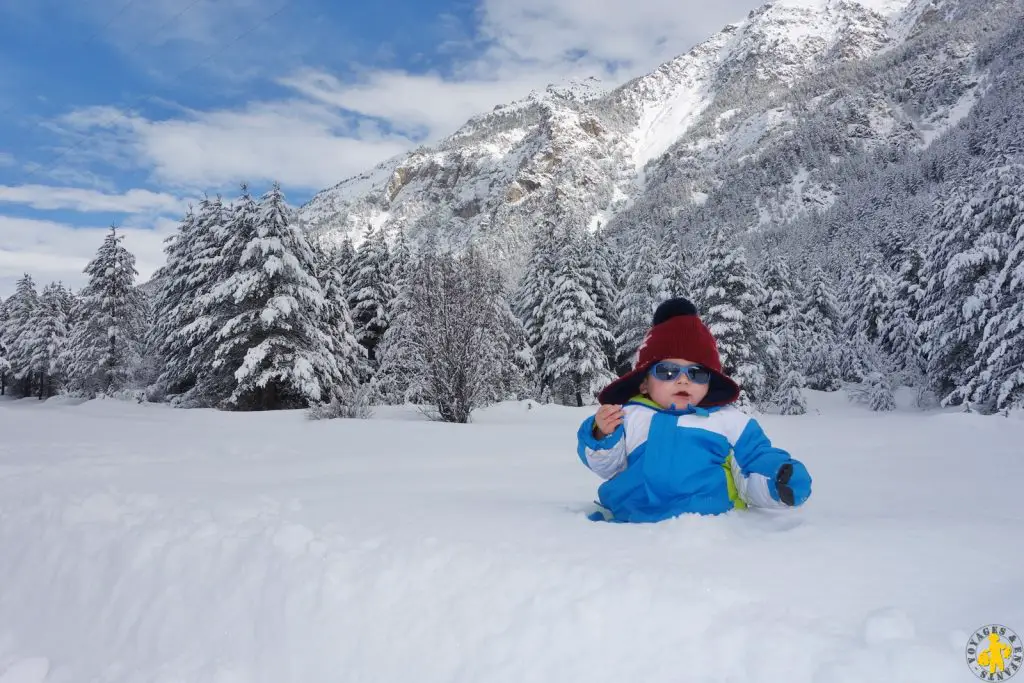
<box><xmin>577</xmin><ymin>415</ymin><xmax>628</xmax><ymax>479</ymax></box>
<box><xmin>730</xmin><ymin>417</ymin><xmax>795</xmax><ymax>509</ymax></box>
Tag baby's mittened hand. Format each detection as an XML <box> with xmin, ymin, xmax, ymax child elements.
<box><xmin>769</xmin><ymin>460</ymin><xmax>812</xmax><ymax>507</ymax></box>
<box><xmin>593</xmin><ymin>404</ymin><xmax>624</xmax><ymax>438</ymax></box>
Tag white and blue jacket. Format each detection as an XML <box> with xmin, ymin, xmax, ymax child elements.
<box><xmin>577</xmin><ymin>396</ymin><xmax>803</xmax><ymax>523</ymax></box>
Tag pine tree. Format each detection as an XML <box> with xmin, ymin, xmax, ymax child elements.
<box><xmin>799</xmin><ymin>266</ymin><xmax>843</xmax><ymax>391</ymax></box>
<box><xmin>538</xmin><ymin>228</ymin><xmax>615</xmax><ymax>406</ymax></box>
<box><xmin>25</xmin><ymin>282</ymin><xmax>72</xmax><ymax>398</ymax></box>
<box><xmin>336</xmin><ymin>236</ymin><xmax>358</xmax><ymax>292</ymax></box>
<box><xmin>777</xmin><ymin>369</ymin><xmax>808</xmax><ymax>415</ymax></box>
<box><xmin>879</xmin><ymin>243</ymin><xmax>926</xmax><ymax>387</ymax></box>
<box><xmin>759</xmin><ymin>251</ymin><xmax>803</xmax><ymax>399</ymax></box>
<box><xmin>918</xmin><ymin>163</ymin><xmax>1018</xmax><ymax>407</ymax></box>
<box><xmin>652</xmin><ymin>236</ymin><xmax>689</xmax><ymax>307</ymax></box>
<box><xmin>941</xmin><ymin>162</ymin><xmax>1024</xmax><ymax>411</ymax></box>
<box><xmin>493</xmin><ymin>293</ymin><xmax>538</xmax><ymax>402</ymax></box>
<box><xmin>347</xmin><ymin>225</ymin><xmax>394</xmax><ymax>365</ymax></box>
<box><xmin>65</xmin><ymin>227</ymin><xmax>147</xmax><ymax>397</ymax></box>
<box><xmin>693</xmin><ymin>227</ymin><xmax>774</xmax><ymax>406</ymax></box>
<box><xmin>208</xmin><ymin>183</ymin><xmax>348</xmax><ymax>410</ymax></box>
<box><xmin>843</xmin><ymin>252</ymin><xmax>893</xmax><ymax>345</ymax></box>
<box><xmin>375</xmin><ymin>232</ymin><xmax>425</xmax><ymax>404</ymax></box>
<box><xmin>587</xmin><ymin>223</ymin><xmax>621</xmax><ymax>372</ymax></box>
<box><xmin>614</xmin><ymin>231</ymin><xmax>659</xmax><ymax>375</ymax></box>
<box><xmin>164</xmin><ymin>194</ymin><xmax>232</xmax><ymax>404</ymax></box>
<box><xmin>0</xmin><ymin>296</ymin><xmax>9</xmax><ymax>395</ymax></box>
<box><xmin>1</xmin><ymin>274</ymin><xmax>39</xmax><ymax>397</ymax></box>
<box><xmin>314</xmin><ymin>240</ymin><xmax>370</xmax><ymax>396</ymax></box>
<box><xmin>149</xmin><ymin>206</ymin><xmax>200</xmax><ymax>397</ymax></box>
<box><xmin>512</xmin><ymin>219</ymin><xmax>559</xmax><ymax>393</ymax></box>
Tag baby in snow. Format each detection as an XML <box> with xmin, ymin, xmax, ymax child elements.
<box><xmin>577</xmin><ymin>297</ymin><xmax>812</xmax><ymax>523</ymax></box>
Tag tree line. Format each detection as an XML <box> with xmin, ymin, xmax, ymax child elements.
<box><xmin>2</xmin><ymin>166</ymin><xmax>1022</xmax><ymax>420</ymax></box>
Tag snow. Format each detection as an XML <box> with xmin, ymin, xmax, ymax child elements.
<box><xmin>920</xmin><ymin>83</ymin><xmax>981</xmax><ymax>148</ymax></box>
<box><xmin>772</xmin><ymin>0</ymin><xmax>911</xmax><ymax>17</ymax></box>
<box><xmin>632</xmin><ymin>79</ymin><xmax>712</xmax><ymax>177</ymax></box>
<box><xmin>2</xmin><ymin>390</ymin><xmax>1022</xmax><ymax>682</ymax></box>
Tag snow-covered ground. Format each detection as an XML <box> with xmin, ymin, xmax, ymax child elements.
<box><xmin>1</xmin><ymin>390</ymin><xmax>1022</xmax><ymax>683</ymax></box>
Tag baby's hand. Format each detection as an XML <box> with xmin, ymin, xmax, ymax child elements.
<box><xmin>594</xmin><ymin>404</ymin><xmax>624</xmax><ymax>438</ymax></box>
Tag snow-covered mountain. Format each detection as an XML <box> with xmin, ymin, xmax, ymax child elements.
<box><xmin>299</xmin><ymin>0</ymin><xmax>1021</xmax><ymax>278</ymax></box>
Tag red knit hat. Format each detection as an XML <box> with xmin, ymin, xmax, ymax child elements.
<box><xmin>597</xmin><ymin>298</ymin><xmax>740</xmax><ymax>407</ymax></box>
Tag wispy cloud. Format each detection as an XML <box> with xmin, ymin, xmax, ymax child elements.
<box><xmin>41</xmin><ymin>0</ymin><xmax>766</xmax><ymax>195</ymax></box>
<box><xmin>278</xmin><ymin>68</ymin><xmax>545</xmax><ymax>139</ymax></box>
<box><xmin>0</xmin><ymin>214</ymin><xmax>175</xmax><ymax>296</ymax></box>
<box><xmin>475</xmin><ymin>0</ymin><xmax>757</xmax><ymax>72</ymax></box>
<box><xmin>0</xmin><ymin>185</ymin><xmax>187</xmax><ymax>214</ymax></box>
<box><xmin>53</xmin><ymin>100</ymin><xmax>414</xmax><ymax>192</ymax></box>
<box><xmin>0</xmin><ymin>152</ymin><xmax>13</xmax><ymax>167</ymax></box>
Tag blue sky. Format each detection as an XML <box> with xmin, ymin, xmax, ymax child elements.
<box><xmin>0</xmin><ymin>0</ymin><xmax>763</xmax><ymax>295</ymax></box>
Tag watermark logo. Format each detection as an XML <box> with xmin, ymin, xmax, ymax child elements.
<box><xmin>967</xmin><ymin>625</ymin><xmax>1021</xmax><ymax>680</ymax></box>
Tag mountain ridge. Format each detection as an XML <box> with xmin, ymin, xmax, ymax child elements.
<box><xmin>297</xmin><ymin>0</ymin><xmax>1014</xmax><ymax>282</ymax></box>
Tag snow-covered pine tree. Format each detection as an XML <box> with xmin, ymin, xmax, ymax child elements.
<box><xmin>918</xmin><ymin>162</ymin><xmax>1018</xmax><ymax>408</ymax></box>
<box><xmin>512</xmin><ymin>218</ymin><xmax>559</xmax><ymax>393</ymax></box>
<box><xmin>939</xmin><ymin>161</ymin><xmax>1024</xmax><ymax>411</ymax></box>
<box><xmin>538</xmin><ymin>227</ymin><xmax>616</xmax><ymax>406</ymax></box>
<box><xmin>25</xmin><ymin>282</ymin><xmax>72</xmax><ymax>398</ymax></box>
<box><xmin>149</xmin><ymin>205</ymin><xmax>200</xmax><ymax>397</ymax></box>
<box><xmin>313</xmin><ymin>240</ymin><xmax>370</xmax><ymax>395</ymax></box>
<box><xmin>587</xmin><ymin>223</ymin><xmax>621</xmax><ymax>372</ymax></box>
<box><xmin>799</xmin><ymin>266</ymin><xmax>843</xmax><ymax>391</ymax></box>
<box><xmin>776</xmin><ymin>369</ymin><xmax>808</xmax><ymax>415</ymax></box>
<box><xmin>692</xmin><ymin>226</ymin><xmax>774</xmax><ymax>407</ymax></box>
<box><xmin>493</xmin><ymin>290</ymin><xmax>537</xmax><ymax>403</ymax></box>
<box><xmin>335</xmin><ymin>235</ymin><xmax>358</xmax><ymax>292</ymax></box>
<box><xmin>347</xmin><ymin>224</ymin><xmax>395</xmax><ymax>365</ymax></box>
<box><xmin>0</xmin><ymin>274</ymin><xmax>37</xmax><ymax>397</ymax></box>
<box><xmin>160</xmin><ymin>194</ymin><xmax>233</xmax><ymax>404</ymax></box>
<box><xmin>374</xmin><ymin>231</ymin><xmax>426</xmax><ymax>404</ymax></box>
<box><xmin>208</xmin><ymin>182</ymin><xmax>348</xmax><ymax>410</ymax></box>
<box><xmin>879</xmin><ymin>243</ymin><xmax>927</xmax><ymax>389</ymax></box>
<box><xmin>65</xmin><ymin>227</ymin><xmax>147</xmax><ymax>397</ymax></box>
<box><xmin>614</xmin><ymin>230</ymin><xmax>659</xmax><ymax>376</ymax></box>
<box><xmin>652</xmin><ymin>235</ymin><xmax>689</xmax><ymax>307</ymax></box>
<box><xmin>848</xmin><ymin>348</ymin><xmax>897</xmax><ymax>412</ymax></box>
<box><xmin>0</xmin><ymin>296</ymin><xmax>8</xmax><ymax>396</ymax></box>
<box><xmin>842</xmin><ymin>252</ymin><xmax>893</xmax><ymax>345</ymax></box>
<box><xmin>0</xmin><ymin>274</ymin><xmax>38</xmax><ymax>397</ymax></box>
<box><xmin>0</xmin><ymin>295</ymin><xmax>8</xmax><ymax>395</ymax></box>
<box><xmin>758</xmin><ymin>250</ymin><xmax>803</xmax><ymax>400</ymax></box>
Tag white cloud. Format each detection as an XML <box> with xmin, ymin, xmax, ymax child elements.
<box><xmin>476</xmin><ymin>0</ymin><xmax>758</xmax><ymax>72</ymax></box>
<box><xmin>279</xmin><ymin>69</ymin><xmax>546</xmax><ymax>138</ymax></box>
<box><xmin>0</xmin><ymin>215</ymin><xmax>174</xmax><ymax>297</ymax></box>
<box><xmin>0</xmin><ymin>185</ymin><xmax>188</xmax><ymax>214</ymax></box>
<box><xmin>45</xmin><ymin>0</ymin><xmax>768</xmax><ymax>194</ymax></box>
<box><xmin>57</xmin><ymin>101</ymin><xmax>414</xmax><ymax>192</ymax></box>
<box><xmin>0</xmin><ymin>152</ymin><xmax>13</xmax><ymax>167</ymax></box>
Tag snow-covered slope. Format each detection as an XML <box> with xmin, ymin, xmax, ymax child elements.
<box><xmin>296</xmin><ymin>0</ymin><xmax>1007</xmax><ymax>278</ymax></box>
<box><xmin>1</xmin><ymin>393</ymin><xmax>1023</xmax><ymax>682</ymax></box>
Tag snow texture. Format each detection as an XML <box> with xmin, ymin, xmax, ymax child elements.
<box><xmin>1</xmin><ymin>390</ymin><xmax>1022</xmax><ymax>682</ymax></box>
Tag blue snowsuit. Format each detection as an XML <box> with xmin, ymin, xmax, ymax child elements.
<box><xmin>577</xmin><ymin>395</ymin><xmax>811</xmax><ymax>523</ymax></box>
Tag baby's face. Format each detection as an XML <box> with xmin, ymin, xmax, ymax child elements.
<box><xmin>640</xmin><ymin>357</ymin><xmax>710</xmax><ymax>410</ymax></box>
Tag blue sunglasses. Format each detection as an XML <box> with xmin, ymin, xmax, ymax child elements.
<box><xmin>648</xmin><ymin>361</ymin><xmax>712</xmax><ymax>384</ymax></box>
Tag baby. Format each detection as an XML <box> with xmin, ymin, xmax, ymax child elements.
<box><xmin>577</xmin><ymin>298</ymin><xmax>812</xmax><ymax>523</ymax></box>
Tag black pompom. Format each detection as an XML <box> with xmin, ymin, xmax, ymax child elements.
<box><xmin>652</xmin><ymin>297</ymin><xmax>698</xmax><ymax>325</ymax></box>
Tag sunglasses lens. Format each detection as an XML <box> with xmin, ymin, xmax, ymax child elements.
<box><xmin>653</xmin><ymin>363</ymin><xmax>678</xmax><ymax>381</ymax></box>
<box><xmin>690</xmin><ymin>368</ymin><xmax>711</xmax><ymax>384</ymax></box>
<box><xmin>651</xmin><ymin>362</ymin><xmax>711</xmax><ymax>384</ymax></box>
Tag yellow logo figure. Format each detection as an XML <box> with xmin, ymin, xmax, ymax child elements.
<box><xmin>967</xmin><ymin>625</ymin><xmax>1022</xmax><ymax>680</ymax></box>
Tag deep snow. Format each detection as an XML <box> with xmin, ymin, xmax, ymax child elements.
<box><xmin>1</xmin><ymin>390</ymin><xmax>1022</xmax><ymax>683</ymax></box>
